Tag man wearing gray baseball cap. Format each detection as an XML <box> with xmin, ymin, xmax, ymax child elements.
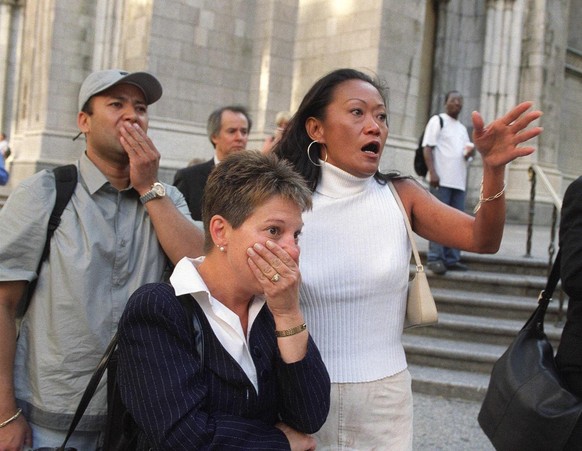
<box><xmin>0</xmin><ymin>69</ymin><xmax>204</xmax><ymax>450</ymax></box>
<box><xmin>77</xmin><ymin>69</ymin><xmax>163</xmax><ymax>112</ymax></box>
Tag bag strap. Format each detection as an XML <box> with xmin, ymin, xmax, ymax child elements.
<box><xmin>523</xmin><ymin>249</ymin><xmax>562</xmax><ymax>335</ymax></box>
<box><xmin>539</xmin><ymin>250</ymin><xmax>562</xmax><ymax>307</ymax></box>
<box><xmin>178</xmin><ymin>293</ymin><xmax>205</xmax><ymax>369</ymax></box>
<box><xmin>23</xmin><ymin>164</ymin><xmax>77</xmax><ymax>315</ymax></box>
<box><xmin>388</xmin><ymin>181</ymin><xmax>423</xmax><ymax>270</ymax></box>
<box><xmin>59</xmin><ymin>291</ymin><xmax>204</xmax><ymax>449</ymax></box>
<box><xmin>58</xmin><ymin>332</ymin><xmax>119</xmax><ymax>451</ymax></box>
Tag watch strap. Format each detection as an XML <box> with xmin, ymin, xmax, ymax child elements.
<box><xmin>139</xmin><ymin>182</ymin><xmax>165</xmax><ymax>205</ymax></box>
<box><xmin>139</xmin><ymin>190</ymin><xmax>157</xmax><ymax>204</ymax></box>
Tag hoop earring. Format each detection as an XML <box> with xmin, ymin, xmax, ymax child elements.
<box><xmin>307</xmin><ymin>140</ymin><xmax>327</xmax><ymax>166</ymax></box>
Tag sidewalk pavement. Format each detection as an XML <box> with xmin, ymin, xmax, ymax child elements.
<box><xmin>413</xmin><ymin>393</ymin><xmax>494</xmax><ymax>450</ymax></box>
<box><xmin>412</xmin><ymin>222</ymin><xmax>553</xmax><ymax>450</ymax></box>
<box><xmin>497</xmin><ymin>222</ymin><xmax>555</xmax><ymax>260</ymax></box>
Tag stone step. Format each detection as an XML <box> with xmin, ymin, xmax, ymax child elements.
<box><xmin>424</xmin><ymin>269</ymin><xmax>549</xmax><ymax>298</ymax></box>
<box><xmin>432</xmin><ymin>287</ymin><xmax>567</xmax><ymax>323</ymax></box>
<box><xmin>460</xmin><ymin>254</ymin><xmax>549</xmax><ymax>277</ymax></box>
<box><xmin>403</xmin><ymin>333</ymin><xmax>506</xmax><ymax>374</ymax></box>
<box><xmin>405</xmin><ymin>311</ymin><xmax>563</xmax><ymax>347</ymax></box>
<box><xmin>408</xmin><ymin>227</ymin><xmax>559</xmax><ymax>402</ymax></box>
<box><xmin>418</xmin><ymin>252</ymin><xmax>550</xmax><ymax>277</ymax></box>
<box><xmin>408</xmin><ymin>364</ymin><xmax>490</xmax><ymax>402</ymax></box>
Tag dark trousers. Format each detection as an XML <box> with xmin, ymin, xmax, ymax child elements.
<box><xmin>428</xmin><ymin>186</ymin><xmax>466</xmax><ymax>265</ymax></box>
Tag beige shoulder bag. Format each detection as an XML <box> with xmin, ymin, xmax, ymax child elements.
<box><xmin>388</xmin><ymin>181</ymin><xmax>438</xmax><ymax>329</ymax></box>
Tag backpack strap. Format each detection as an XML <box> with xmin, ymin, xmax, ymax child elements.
<box><xmin>21</xmin><ymin>164</ymin><xmax>77</xmax><ymax>316</ymax></box>
<box><xmin>42</xmin><ymin>164</ymin><xmax>78</xmax><ymax>261</ymax></box>
<box><xmin>438</xmin><ymin>114</ymin><xmax>444</xmax><ymax>128</ymax></box>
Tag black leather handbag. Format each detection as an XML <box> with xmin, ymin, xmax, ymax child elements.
<box><xmin>478</xmin><ymin>250</ymin><xmax>582</xmax><ymax>450</ymax></box>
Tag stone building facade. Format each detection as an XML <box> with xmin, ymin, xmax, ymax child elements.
<box><xmin>0</xmin><ymin>0</ymin><xmax>580</xmax><ymax>222</ymax></box>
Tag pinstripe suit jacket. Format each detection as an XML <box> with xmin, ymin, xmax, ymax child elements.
<box><xmin>118</xmin><ymin>283</ymin><xmax>330</xmax><ymax>450</ymax></box>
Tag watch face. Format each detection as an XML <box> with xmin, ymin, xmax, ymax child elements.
<box><xmin>152</xmin><ymin>182</ymin><xmax>166</xmax><ymax>196</ymax></box>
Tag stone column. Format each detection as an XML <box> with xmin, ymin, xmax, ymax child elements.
<box><xmin>9</xmin><ymin>0</ymin><xmax>156</xmax><ymax>180</ymax></box>
<box><xmin>0</xmin><ymin>2</ymin><xmax>11</xmax><ymax>131</ymax></box>
<box><xmin>92</xmin><ymin>0</ymin><xmax>125</xmax><ymax>70</ymax></box>
<box><xmin>0</xmin><ymin>0</ymin><xmax>22</xmax><ymax>136</ymax></box>
<box><xmin>246</xmin><ymin>0</ymin><xmax>298</xmax><ymax>149</ymax></box>
<box><xmin>480</xmin><ymin>0</ymin><xmax>524</xmax><ymax>121</ymax></box>
<box><xmin>508</xmin><ymin>0</ymin><xmax>569</xmax><ymax>221</ymax></box>
<box><xmin>479</xmin><ymin>0</ymin><xmax>528</xmax><ymax>215</ymax></box>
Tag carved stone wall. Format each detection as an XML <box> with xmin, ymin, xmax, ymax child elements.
<box><xmin>0</xmin><ymin>0</ymin><xmax>578</xmax><ymax>224</ymax></box>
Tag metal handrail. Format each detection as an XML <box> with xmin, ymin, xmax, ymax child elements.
<box><xmin>528</xmin><ymin>164</ymin><xmax>563</xmax><ymax>209</ymax></box>
<box><xmin>526</xmin><ymin>164</ymin><xmax>562</xmax><ymax>261</ymax></box>
<box><xmin>526</xmin><ymin>164</ymin><xmax>565</xmax><ymax>324</ymax></box>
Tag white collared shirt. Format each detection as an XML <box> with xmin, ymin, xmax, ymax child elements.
<box><xmin>170</xmin><ymin>256</ymin><xmax>265</xmax><ymax>393</ymax></box>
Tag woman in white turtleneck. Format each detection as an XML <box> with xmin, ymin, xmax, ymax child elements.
<box><xmin>275</xmin><ymin>68</ymin><xmax>543</xmax><ymax>450</ymax></box>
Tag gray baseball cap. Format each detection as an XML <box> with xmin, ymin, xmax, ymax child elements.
<box><xmin>78</xmin><ymin>69</ymin><xmax>163</xmax><ymax>111</ymax></box>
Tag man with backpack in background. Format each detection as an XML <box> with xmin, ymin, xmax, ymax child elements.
<box><xmin>0</xmin><ymin>69</ymin><xmax>204</xmax><ymax>450</ymax></box>
<box><xmin>422</xmin><ymin>90</ymin><xmax>475</xmax><ymax>275</ymax></box>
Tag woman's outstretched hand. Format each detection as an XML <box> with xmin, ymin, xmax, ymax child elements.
<box><xmin>472</xmin><ymin>101</ymin><xmax>543</xmax><ymax>168</ymax></box>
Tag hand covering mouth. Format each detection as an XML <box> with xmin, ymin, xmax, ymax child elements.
<box><xmin>361</xmin><ymin>142</ymin><xmax>379</xmax><ymax>154</ymax></box>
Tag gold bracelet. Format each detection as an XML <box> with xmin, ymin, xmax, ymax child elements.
<box><xmin>275</xmin><ymin>323</ymin><xmax>307</xmax><ymax>338</ymax></box>
<box><xmin>473</xmin><ymin>180</ymin><xmax>506</xmax><ymax>213</ymax></box>
<box><xmin>0</xmin><ymin>408</ymin><xmax>22</xmax><ymax>428</ymax></box>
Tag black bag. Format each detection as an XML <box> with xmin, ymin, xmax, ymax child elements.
<box><xmin>478</xmin><ymin>250</ymin><xmax>582</xmax><ymax>451</ymax></box>
<box><xmin>58</xmin><ymin>293</ymin><xmax>204</xmax><ymax>451</ymax></box>
<box><xmin>4</xmin><ymin>147</ymin><xmax>11</xmax><ymax>158</ymax></box>
<box><xmin>414</xmin><ymin>114</ymin><xmax>443</xmax><ymax>177</ymax></box>
<box><xmin>101</xmin><ymin>341</ymin><xmax>139</xmax><ymax>451</ymax></box>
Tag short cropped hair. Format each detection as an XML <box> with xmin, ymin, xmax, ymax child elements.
<box><xmin>201</xmin><ymin>152</ymin><xmax>312</xmax><ymax>252</ymax></box>
<box><xmin>445</xmin><ymin>90</ymin><xmax>461</xmax><ymax>102</ymax></box>
<box><xmin>206</xmin><ymin>106</ymin><xmax>253</xmax><ymax>147</ymax></box>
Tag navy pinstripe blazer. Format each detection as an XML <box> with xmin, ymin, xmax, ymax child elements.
<box><xmin>117</xmin><ymin>283</ymin><xmax>330</xmax><ymax>450</ymax></box>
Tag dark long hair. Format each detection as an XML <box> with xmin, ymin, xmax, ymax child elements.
<box><xmin>274</xmin><ymin>68</ymin><xmax>400</xmax><ymax>191</ymax></box>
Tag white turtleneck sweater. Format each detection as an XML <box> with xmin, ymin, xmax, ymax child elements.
<box><xmin>299</xmin><ymin>162</ymin><xmax>411</xmax><ymax>383</ymax></box>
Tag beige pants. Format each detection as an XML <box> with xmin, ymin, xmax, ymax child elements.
<box><xmin>316</xmin><ymin>369</ymin><xmax>413</xmax><ymax>451</ymax></box>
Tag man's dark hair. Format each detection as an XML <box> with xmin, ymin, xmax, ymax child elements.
<box><xmin>444</xmin><ymin>90</ymin><xmax>461</xmax><ymax>102</ymax></box>
<box><xmin>81</xmin><ymin>99</ymin><xmax>93</xmax><ymax>115</ymax></box>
